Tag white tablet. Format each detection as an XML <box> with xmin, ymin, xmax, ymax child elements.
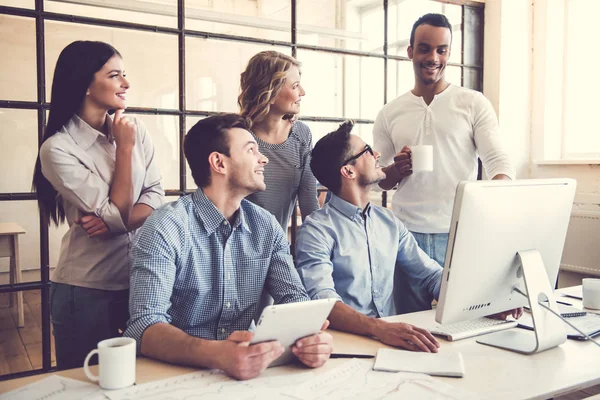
<box><xmin>250</xmin><ymin>298</ymin><xmax>337</xmax><ymax>367</ymax></box>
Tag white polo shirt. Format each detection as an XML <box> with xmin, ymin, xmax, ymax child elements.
<box><xmin>373</xmin><ymin>84</ymin><xmax>515</xmax><ymax>233</ymax></box>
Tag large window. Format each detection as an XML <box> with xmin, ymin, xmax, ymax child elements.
<box><xmin>533</xmin><ymin>0</ymin><xmax>600</xmax><ymax>163</ymax></box>
<box><xmin>0</xmin><ymin>0</ymin><xmax>484</xmax><ymax>378</ymax></box>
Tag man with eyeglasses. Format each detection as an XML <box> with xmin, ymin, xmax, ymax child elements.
<box><xmin>294</xmin><ymin>121</ymin><xmax>443</xmax><ymax>353</ymax></box>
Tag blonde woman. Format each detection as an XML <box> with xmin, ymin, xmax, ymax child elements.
<box><xmin>238</xmin><ymin>51</ymin><xmax>319</xmax><ymax>232</ymax></box>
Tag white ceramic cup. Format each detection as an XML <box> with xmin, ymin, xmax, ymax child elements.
<box><xmin>410</xmin><ymin>145</ymin><xmax>434</xmax><ymax>172</ymax></box>
<box><xmin>83</xmin><ymin>337</ymin><xmax>136</xmax><ymax>390</ymax></box>
<box><xmin>582</xmin><ymin>278</ymin><xmax>600</xmax><ymax>310</ymax></box>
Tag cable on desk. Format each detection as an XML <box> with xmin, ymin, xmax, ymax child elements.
<box><xmin>513</xmin><ymin>287</ymin><xmax>600</xmax><ymax>348</ymax></box>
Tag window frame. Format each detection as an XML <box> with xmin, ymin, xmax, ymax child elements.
<box><xmin>0</xmin><ymin>0</ymin><xmax>484</xmax><ymax>379</ymax></box>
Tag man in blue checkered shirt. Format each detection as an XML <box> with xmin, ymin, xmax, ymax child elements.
<box><xmin>124</xmin><ymin>114</ymin><xmax>333</xmax><ymax>380</ymax></box>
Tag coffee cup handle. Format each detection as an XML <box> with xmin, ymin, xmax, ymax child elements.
<box><xmin>83</xmin><ymin>349</ymin><xmax>99</xmax><ymax>382</ymax></box>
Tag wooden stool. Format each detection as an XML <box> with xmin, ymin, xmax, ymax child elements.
<box><xmin>0</xmin><ymin>222</ymin><xmax>26</xmax><ymax>328</ymax></box>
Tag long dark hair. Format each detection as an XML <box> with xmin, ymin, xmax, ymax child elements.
<box><xmin>32</xmin><ymin>41</ymin><xmax>121</xmax><ymax>226</ymax></box>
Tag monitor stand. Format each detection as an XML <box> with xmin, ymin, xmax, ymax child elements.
<box><xmin>476</xmin><ymin>249</ymin><xmax>566</xmax><ymax>354</ymax></box>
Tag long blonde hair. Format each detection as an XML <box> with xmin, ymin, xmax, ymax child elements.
<box><xmin>238</xmin><ymin>51</ymin><xmax>300</xmax><ymax>129</ymax></box>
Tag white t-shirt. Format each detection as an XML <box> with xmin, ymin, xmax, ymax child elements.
<box><xmin>373</xmin><ymin>84</ymin><xmax>515</xmax><ymax>233</ymax></box>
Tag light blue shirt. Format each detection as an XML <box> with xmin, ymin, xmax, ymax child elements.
<box><xmin>295</xmin><ymin>193</ymin><xmax>442</xmax><ymax>318</ymax></box>
<box><xmin>124</xmin><ymin>189</ymin><xmax>309</xmax><ymax>352</ymax></box>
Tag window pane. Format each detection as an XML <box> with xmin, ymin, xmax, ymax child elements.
<box><xmin>0</xmin><ymin>289</ymin><xmax>54</xmax><ymax>374</ymax></box>
<box><xmin>0</xmin><ymin>109</ymin><xmax>37</xmax><ymax>193</ymax></box>
<box><xmin>446</xmin><ymin>66</ymin><xmax>462</xmax><ymax>87</ymax></box>
<box><xmin>128</xmin><ymin>114</ymin><xmax>180</xmax><ymax>192</ymax></box>
<box><xmin>464</xmin><ymin>6</ymin><xmax>483</xmax><ymax>67</ymax></box>
<box><xmin>300</xmin><ymin>121</ymin><xmax>340</xmax><ymax>146</ymax></box>
<box><xmin>387</xmin><ymin>60</ymin><xmax>413</xmax><ymax>101</ymax></box>
<box><xmin>45</xmin><ymin>21</ymin><xmax>179</xmax><ymax>109</ymax></box>
<box><xmin>297</xmin><ymin>50</ymin><xmax>383</xmax><ymax>119</ymax></box>
<box><xmin>0</xmin><ymin>201</ymin><xmax>40</xmax><ymax>282</ymax></box>
<box><xmin>44</xmin><ymin>0</ymin><xmax>177</xmax><ymax>28</ymax></box>
<box><xmin>297</xmin><ymin>0</ymin><xmax>383</xmax><ymax>53</ymax></box>
<box><xmin>354</xmin><ymin>123</ymin><xmax>375</xmax><ymax>150</ymax></box>
<box><xmin>185</xmin><ymin>0</ymin><xmax>290</xmax><ymax>42</ymax></box>
<box><xmin>463</xmin><ymin>67</ymin><xmax>482</xmax><ymax>91</ymax></box>
<box><xmin>387</xmin><ymin>0</ymin><xmax>462</xmax><ymax>64</ymax></box>
<box><xmin>0</xmin><ymin>0</ymin><xmax>33</xmax><ymax>8</ymax></box>
<box><xmin>0</xmin><ymin>15</ymin><xmax>37</xmax><ymax>102</ymax></box>
<box><xmin>185</xmin><ymin>38</ymin><xmax>290</xmax><ymax>112</ymax></box>
<box><xmin>185</xmin><ymin>116</ymin><xmax>204</xmax><ymax>190</ymax></box>
<box><xmin>564</xmin><ymin>0</ymin><xmax>600</xmax><ymax>155</ymax></box>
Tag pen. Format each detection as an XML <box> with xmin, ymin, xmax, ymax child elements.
<box><xmin>330</xmin><ymin>354</ymin><xmax>375</xmax><ymax>359</ymax></box>
<box><xmin>556</xmin><ymin>300</ymin><xmax>573</xmax><ymax>306</ymax></box>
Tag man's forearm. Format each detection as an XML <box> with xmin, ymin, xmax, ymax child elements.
<box><xmin>327</xmin><ymin>301</ymin><xmax>385</xmax><ymax>339</ymax></box>
<box><xmin>492</xmin><ymin>174</ymin><xmax>511</xmax><ymax>180</ymax></box>
<box><xmin>141</xmin><ymin>323</ymin><xmax>222</xmax><ymax>370</ymax></box>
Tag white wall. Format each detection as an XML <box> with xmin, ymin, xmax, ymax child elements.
<box><xmin>483</xmin><ymin>0</ymin><xmax>600</xmax><ymax>213</ymax></box>
<box><xmin>483</xmin><ymin>0</ymin><xmax>600</xmax><ymax>283</ymax></box>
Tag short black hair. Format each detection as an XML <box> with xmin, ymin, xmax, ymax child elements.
<box><xmin>184</xmin><ymin>113</ymin><xmax>251</xmax><ymax>188</ymax></box>
<box><xmin>409</xmin><ymin>13</ymin><xmax>452</xmax><ymax>48</ymax></box>
<box><xmin>310</xmin><ymin>121</ymin><xmax>355</xmax><ymax>195</ymax></box>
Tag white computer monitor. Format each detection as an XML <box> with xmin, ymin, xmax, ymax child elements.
<box><xmin>435</xmin><ymin>178</ymin><xmax>577</xmax><ymax>354</ymax></box>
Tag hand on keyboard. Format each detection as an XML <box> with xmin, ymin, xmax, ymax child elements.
<box><xmin>488</xmin><ymin>307</ymin><xmax>524</xmax><ymax>321</ymax></box>
<box><xmin>372</xmin><ymin>320</ymin><xmax>440</xmax><ymax>353</ymax></box>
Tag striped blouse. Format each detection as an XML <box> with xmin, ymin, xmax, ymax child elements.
<box><xmin>246</xmin><ymin>121</ymin><xmax>319</xmax><ymax>231</ymax></box>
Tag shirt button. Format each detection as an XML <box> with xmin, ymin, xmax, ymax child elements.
<box><xmin>226</xmin><ymin>302</ymin><xmax>231</xmax><ymax>308</ymax></box>
<box><xmin>221</xmin><ymin>328</ymin><xmax>225</xmax><ymax>334</ymax></box>
<box><xmin>223</xmin><ymin>221</ymin><xmax>228</xmax><ymax>226</ymax></box>
<box><xmin>227</xmin><ymin>273</ymin><xmax>231</xmax><ymax>280</ymax></box>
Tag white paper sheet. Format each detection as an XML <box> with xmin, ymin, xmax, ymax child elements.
<box><xmin>0</xmin><ymin>375</ymin><xmax>103</xmax><ymax>400</ymax></box>
<box><xmin>105</xmin><ymin>359</ymin><xmax>476</xmax><ymax>400</ymax></box>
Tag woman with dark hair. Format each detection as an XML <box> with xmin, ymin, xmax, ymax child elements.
<box><xmin>33</xmin><ymin>41</ymin><xmax>164</xmax><ymax>369</ymax></box>
<box><xmin>238</xmin><ymin>51</ymin><xmax>319</xmax><ymax>232</ymax></box>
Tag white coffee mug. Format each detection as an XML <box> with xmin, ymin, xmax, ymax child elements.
<box><xmin>410</xmin><ymin>145</ymin><xmax>434</xmax><ymax>172</ymax></box>
<box><xmin>83</xmin><ymin>337</ymin><xmax>136</xmax><ymax>390</ymax></box>
<box><xmin>582</xmin><ymin>278</ymin><xmax>600</xmax><ymax>310</ymax></box>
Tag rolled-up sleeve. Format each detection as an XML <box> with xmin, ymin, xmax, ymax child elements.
<box><xmin>395</xmin><ymin>218</ymin><xmax>443</xmax><ymax>300</ymax></box>
<box><xmin>135</xmin><ymin>119</ymin><xmax>164</xmax><ymax>210</ymax></box>
<box><xmin>265</xmin><ymin>217</ymin><xmax>310</xmax><ymax>305</ymax></box>
<box><xmin>295</xmin><ymin>220</ymin><xmax>342</xmax><ymax>302</ymax></box>
<box><xmin>123</xmin><ymin>212</ymin><xmax>180</xmax><ymax>353</ymax></box>
<box><xmin>40</xmin><ymin>141</ymin><xmax>127</xmax><ymax>233</ymax></box>
<box><xmin>472</xmin><ymin>93</ymin><xmax>516</xmax><ymax>180</ymax></box>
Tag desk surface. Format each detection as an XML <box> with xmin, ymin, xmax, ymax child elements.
<box><xmin>0</xmin><ymin>223</ymin><xmax>25</xmax><ymax>236</ymax></box>
<box><xmin>2</xmin><ymin>298</ymin><xmax>599</xmax><ymax>399</ymax></box>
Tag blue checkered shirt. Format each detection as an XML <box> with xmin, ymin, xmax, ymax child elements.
<box><xmin>124</xmin><ymin>189</ymin><xmax>309</xmax><ymax>352</ymax></box>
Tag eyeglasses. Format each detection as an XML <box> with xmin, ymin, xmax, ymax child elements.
<box><xmin>341</xmin><ymin>144</ymin><xmax>374</xmax><ymax>166</ymax></box>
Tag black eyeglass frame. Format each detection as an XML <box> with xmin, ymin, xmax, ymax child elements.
<box><xmin>341</xmin><ymin>144</ymin><xmax>374</xmax><ymax>166</ymax></box>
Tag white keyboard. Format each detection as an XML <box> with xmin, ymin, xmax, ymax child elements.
<box><xmin>430</xmin><ymin>317</ymin><xmax>518</xmax><ymax>341</ymax></box>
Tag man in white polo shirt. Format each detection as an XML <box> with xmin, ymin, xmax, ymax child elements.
<box><xmin>374</xmin><ymin>13</ymin><xmax>514</xmax><ymax>311</ymax></box>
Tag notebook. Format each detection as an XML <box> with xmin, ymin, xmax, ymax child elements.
<box><xmin>373</xmin><ymin>348</ymin><xmax>465</xmax><ymax>378</ymax></box>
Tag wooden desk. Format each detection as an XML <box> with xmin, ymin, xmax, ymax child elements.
<box><xmin>2</xmin><ymin>303</ymin><xmax>599</xmax><ymax>399</ymax></box>
<box><xmin>0</xmin><ymin>222</ymin><xmax>26</xmax><ymax>328</ymax></box>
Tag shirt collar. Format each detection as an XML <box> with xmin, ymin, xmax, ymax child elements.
<box><xmin>329</xmin><ymin>193</ymin><xmax>371</xmax><ymax>221</ymax></box>
<box><xmin>192</xmin><ymin>189</ymin><xmax>252</xmax><ymax>235</ymax></box>
<box><xmin>65</xmin><ymin>113</ymin><xmax>115</xmax><ymax>150</ymax></box>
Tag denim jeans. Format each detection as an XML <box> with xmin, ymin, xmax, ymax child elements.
<box><xmin>410</xmin><ymin>231</ymin><xmax>449</xmax><ymax>267</ymax></box>
<box><xmin>394</xmin><ymin>231</ymin><xmax>449</xmax><ymax>314</ymax></box>
<box><xmin>50</xmin><ymin>282</ymin><xmax>129</xmax><ymax>370</ymax></box>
